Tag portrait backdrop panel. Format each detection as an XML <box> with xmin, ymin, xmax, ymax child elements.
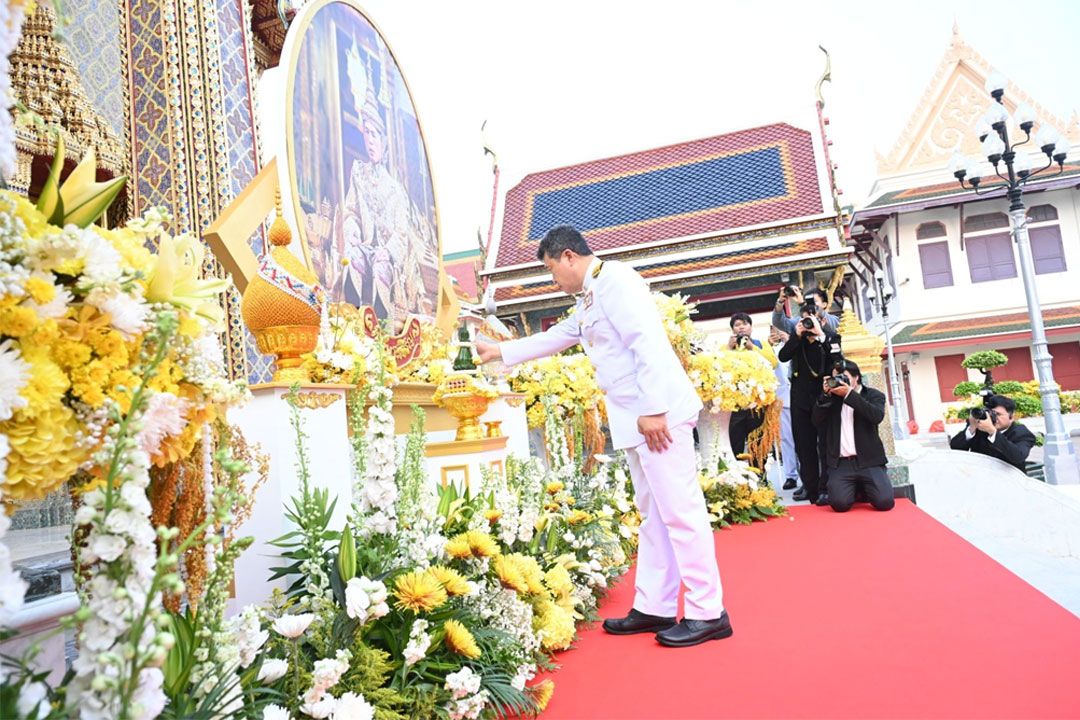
<box><xmin>287</xmin><ymin>0</ymin><xmax>440</xmax><ymax>328</ymax></box>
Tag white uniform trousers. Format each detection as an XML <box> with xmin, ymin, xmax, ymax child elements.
<box><xmin>624</xmin><ymin>421</ymin><xmax>725</xmax><ymax>620</ymax></box>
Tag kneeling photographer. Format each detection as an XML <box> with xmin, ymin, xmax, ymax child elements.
<box><xmin>811</xmin><ymin>359</ymin><xmax>894</xmax><ymax>513</ymax></box>
<box><xmin>949</xmin><ymin>395</ymin><xmax>1036</xmax><ymax>471</ymax></box>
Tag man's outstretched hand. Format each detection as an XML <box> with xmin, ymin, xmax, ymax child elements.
<box><xmin>475</xmin><ymin>340</ymin><xmax>502</xmax><ymax>364</ymax></box>
<box><xmin>638</xmin><ymin>414</ymin><xmax>672</xmax><ymax>453</ymax></box>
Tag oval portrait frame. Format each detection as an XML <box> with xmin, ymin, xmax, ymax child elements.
<box><xmin>281</xmin><ymin>0</ymin><xmax>442</xmax><ymax>324</ymax></box>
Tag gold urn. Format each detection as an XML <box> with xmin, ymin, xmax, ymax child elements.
<box><xmin>240</xmin><ymin>191</ymin><xmax>325</xmax><ymax>383</ymax></box>
<box><xmin>439</xmin><ymin>374</ymin><xmax>493</xmax><ymax>441</ymax></box>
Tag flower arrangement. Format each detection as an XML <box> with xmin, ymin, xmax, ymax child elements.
<box><xmin>653</xmin><ymin>292</ymin><xmax>705</xmax><ymax>369</ymax></box>
<box><xmin>688</xmin><ymin>346</ymin><xmax>778</xmax><ymax>412</ymax></box>
<box><xmin>300</xmin><ymin>302</ymin><xmax>387</xmax><ymax>388</ymax></box>
<box><xmin>698</xmin><ymin>455</ymin><xmax>785</xmax><ymax>528</ymax></box>
<box><xmin>508</xmin><ymin>353</ymin><xmax>605</xmax><ymax>430</ymax></box>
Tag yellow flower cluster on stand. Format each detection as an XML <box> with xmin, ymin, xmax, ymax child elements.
<box><xmin>688</xmin><ymin>349</ymin><xmax>777</xmax><ymax>412</ymax></box>
<box><xmin>508</xmin><ymin>352</ymin><xmax>605</xmax><ymax>429</ymax></box>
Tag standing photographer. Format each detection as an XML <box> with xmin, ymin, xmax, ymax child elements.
<box><xmin>772</xmin><ymin>286</ymin><xmax>839</xmax><ymax>335</ymax></box>
<box><xmin>811</xmin><ymin>360</ymin><xmax>894</xmax><ymax>513</ymax></box>
<box><xmin>726</xmin><ymin>313</ymin><xmax>777</xmax><ymax>462</ymax></box>
<box><xmin>949</xmin><ymin>395</ymin><xmax>1036</xmax><ymax>471</ymax></box>
<box><xmin>777</xmin><ymin>302</ymin><xmax>840</xmax><ymax>505</ymax></box>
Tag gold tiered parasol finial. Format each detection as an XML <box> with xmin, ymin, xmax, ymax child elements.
<box><xmin>7</xmin><ymin>4</ymin><xmax>124</xmax><ymax>200</ymax></box>
<box><xmin>239</xmin><ymin>189</ymin><xmax>325</xmax><ymax>382</ymax></box>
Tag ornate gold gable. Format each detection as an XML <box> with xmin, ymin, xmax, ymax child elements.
<box><xmin>7</xmin><ymin>4</ymin><xmax>125</xmax><ymax>200</ymax></box>
<box><xmin>877</xmin><ymin>24</ymin><xmax>1080</xmax><ymax>175</ymax></box>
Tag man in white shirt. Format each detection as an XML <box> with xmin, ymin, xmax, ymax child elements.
<box><xmin>810</xmin><ymin>360</ymin><xmax>894</xmax><ymax>513</ymax></box>
<box><xmin>476</xmin><ymin>225</ymin><xmax>731</xmax><ymax>648</ymax></box>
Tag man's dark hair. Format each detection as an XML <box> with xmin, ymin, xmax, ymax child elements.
<box><xmin>842</xmin><ymin>360</ymin><xmax>862</xmax><ymax>381</ymax></box>
<box><xmin>537</xmin><ymin>225</ymin><xmax>593</xmax><ymax>261</ymax></box>
<box><xmin>799</xmin><ymin>301</ymin><xmax>817</xmax><ymax>316</ymax></box>
<box><xmin>729</xmin><ymin>312</ymin><xmax>752</xmax><ymax>328</ymax></box>
<box><xmin>988</xmin><ymin>394</ymin><xmax>1016</xmax><ymax>417</ymax></box>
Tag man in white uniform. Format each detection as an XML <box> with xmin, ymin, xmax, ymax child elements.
<box><xmin>475</xmin><ymin>225</ymin><xmax>732</xmax><ymax>648</ymax></box>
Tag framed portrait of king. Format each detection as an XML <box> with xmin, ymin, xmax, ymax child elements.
<box><xmin>284</xmin><ymin>0</ymin><xmax>440</xmax><ymax>331</ymax></box>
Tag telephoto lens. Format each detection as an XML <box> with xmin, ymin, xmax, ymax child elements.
<box><xmin>801</xmin><ymin>317</ymin><xmax>815</xmax><ymax>330</ymax></box>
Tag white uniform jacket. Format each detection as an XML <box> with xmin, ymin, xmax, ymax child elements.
<box><xmin>501</xmin><ymin>259</ymin><xmax>703</xmax><ymax>449</ymax></box>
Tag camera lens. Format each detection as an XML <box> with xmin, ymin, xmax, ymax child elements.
<box><xmin>801</xmin><ymin>318</ymin><xmax>814</xmax><ymax>329</ymax></box>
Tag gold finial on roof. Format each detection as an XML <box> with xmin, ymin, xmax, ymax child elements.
<box><xmin>268</xmin><ymin>188</ymin><xmax>293</xmax><ymax>248</ymax></box>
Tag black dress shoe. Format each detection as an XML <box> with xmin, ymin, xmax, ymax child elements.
<box><xmin>602</xmin><ymin>608</ymin><xmax>676</xmax><ymax>635</ymax></box>
<box><xmin>815</xmin><ymin>493</ymin><xmax>831</xmax><ymax>506</ymax></box>
<box><xmin>782</xmin><ymin>478</ymin><xmax>798</xmax><ymax>490</ymax></box>
<box><xmin>655</xmin><ymin>611</ymin><xmax>733</xmax><ymax>648</ymax></box>
<box><xmin>791</xmin><ymin>488</ymin><xmax>809</xmax><ymax>502</ymax></box>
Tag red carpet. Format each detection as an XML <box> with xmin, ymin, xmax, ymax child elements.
<box><xmin>541</xmin><ymin>501</ymin><xmax>1080</xmax><ymax>719</ymax></box>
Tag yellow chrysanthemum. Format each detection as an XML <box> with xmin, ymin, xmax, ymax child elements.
<box><xmin>0</xmin><ymin>305</ymin><xmax>38</xmax><ymax>337</ymax></box>
<box><xmin>427</xmin><ymin>566</ymin><xmax>471</xmax><ymax>597</ymax></box>
<box><xmin>544</xmin><ymin>564</ymin><xmax>574</xmax><ymax>599</ymax></box>
<box><xmin>177</xmin><ymin>314</ymin><xmax>203</xmax><ymax>339</ymax></box>
<box><xmin>566</xmin><ymin>509</ymin><xmax>591</xmax><ymax>525</ymax></box>
<box><xmin>530</xmin><ymin>680</ymin><xmax>555</xmax><ymax>712</ymax></box>
<box><xmin>442</xmin><ymin>619</ymin><xmax>481</xmax><ymax>659</ymax></box>
<box><xmin>24</xmin><ymin>276</ymin><xmax>55</xmax><ymax>305</ymax></box>
<box><xmin>510</xmin><ymin>554</ymin><xmax>546</xmax><ymax>595</ymax></box>
<box><xmin>494</xmin><ymin>555</ymin><xmax>529</xmax><ymax>594</ymax></box>
<box><xmin>99</xmin><ymin>226</ymin><xmax>154</xmax><ymax>276</ymax></box>
<box><xmin>464</xmin><ymin>530</ymin><xmax>499</xmax><ymax>558</ymax></box>
<box><xmin>11</xmin><ymin>194</ymin><xmax>49</xmax><ymax>238</ymax></box>
<box><xmin>52</xmin><ymin>339</ymin><xmax>92</xmax><ymax>369</ymax></box>
<box><xmin>444</xmin><ymin>535</ymin><xmax>473</xmax><ymax>560</ymax></box>
<box><xmin>533</xmin><ymin>597</ymin><xmax>576</xmax><ymax>651</ymax></box>
<box><xmin>483</xmin><ymin>508</ymin><xmax>502</xmax><ymax>524</ymax></box>
<box><xmin>545</xmin><ymin>481</ymin><xmax>564</xmax><ymax>495</ymax></box>
<box><xmin>17</xmin><ymin>347</ymin><xmax>69</xmax><ymax>417</ymax></box>
<box><xmin>1</xmin><ymin>403</ymin><xmax>86</xmax><ymax>500</ymax></box>
<box><xmin>394</xmin><ymin>570</ymin><xmax>448</xmax><ymax>613</ymax></box>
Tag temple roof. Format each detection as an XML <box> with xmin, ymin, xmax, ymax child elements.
<box><xmin>443</xmin><ymin>248</ymin><xmax>482</xmax><ymax>302</ymax></box>
<box><xmin>890</xmin><ymin>305</ymin><xmax>1080</xmax><ymax>352</ymax></box>
<box><xmin>493</xmin><ymin>123</ymin><xmax>826</xmax><ymax>269</ymax></box>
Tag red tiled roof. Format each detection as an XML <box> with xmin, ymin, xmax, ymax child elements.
<box><xmin>495</xmin><ymin>123</ymin><xmax>825</xmax><ymax>268</ymax></box>
<box><xmin>494</xmin><ymin>236</ymin><xmax>831</xmax><ymax>303</ymax></box>
<box><xmin>444</xmin><ymin>257</ymin><xmax>481</xmax><ymax>300</ymax></box>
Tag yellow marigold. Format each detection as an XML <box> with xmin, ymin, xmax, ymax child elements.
<box><xmin>87</xmin><ymin>328</ymin><xmax>128</xmax><ymax>366</ymax></box>
<box><xmin>427</xmin><ymin>566</ymin><xmax>471</xmax><ymax>596</ymax></box>
<box><xmin>464</xmin><ymin>529</ymin><xmax>499</xmax><ymax>558</ymax></box>
<box><xmin>442</xmin><ymin>619</ymin><xmax>481</xmax><ymax>659</ymax></box>
<box><xmin>533</xmin><ymin>597</ymin><xmax>576</xmax><ymax>651</ymax></box>
<box><xmin>0</xmin><ymin>305</ymin><xmax>38</xmax><ymax>337</ymax></box>
<box><xmin>483</xmin><ymin>508</ymin><xmax>503</xmax><ymax>524</ymax></box>
<box><xmin>543</xmin><ymin>564</ymin><xmax>574</xmax><ymax>599</ymax></box>
<box><xmin>445</xmin><ymin>535</ymin><xmax>473</xmax><ymax>559</ymax></box>
<box><xmin>2</xmin><ymin>403</ymin><xmax>86</xmax><ymax>501</ymax></box>
<box><xmin>545</xmin><ymin>481</ymin><xmax>564</xmax><ymax>495</ymax></box>
<box><xmin>17</xmin><ymin>348</ymin><xmax>69</xmax><ymax>417</ymax></box>
<box><xmin>148</xmin><ymin>356</ymin><xmax>183</xmax><ymax>396</ymax></box>
<box><xmin>394</xmin><ymin>570</ymin><xmax>448</xmax><ymax>613</ymax></box>
<box><xmin>530</xmin><ymin>680</ymin><xmax>555</xmax><ymax>712</ymax></box>
<box><xmin>566</xmin><ymin>509</ymin><xmax>591</xmax><ymax>525</ymax></box>
<box><xmin>494</xmin><ymin>555</ymin><xmax>529</xmax><ymax>594</ymax></box>
<box><xmin>24</xmin><ymin>277</ymin><xmax>55</xmax><ymax>305</ymax></box>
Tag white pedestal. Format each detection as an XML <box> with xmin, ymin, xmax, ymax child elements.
<box><xmin>698</xmin><ymin>409</ymin><xmax>733</xmax><ymax>465</ymax></box>
<box><xmin>424</xmin><ymin>435</ymin><xmax>511</xmax><ymax>493</ymax></box>
<box><xmin>228</xmin><ymin>384</ymin><xmax>353</xmax><ymax>610</ymax></box>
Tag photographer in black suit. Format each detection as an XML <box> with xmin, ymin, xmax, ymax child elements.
<box><xmin>777</xmin><ymin>301</ymin><xmax>841</xmax><ymax>505</ymax></box>
<box><xmin>811</xmin><ymin>360</ymin><xmax>894</xmax><ymax>513</ymax></box>
<box><xmin>949</xmin><ymin>395</ymin><xmax>1036</xmax><ymax>471</ymax></box>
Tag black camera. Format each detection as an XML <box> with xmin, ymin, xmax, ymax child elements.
<box><xmin>970</xmin><ymin>407</ymin><xmax>989</xmax><ymax>421</ymax></box>
<box><xmin>800</xmin><ymin>317</ymin><xmax>815</xmax><ymax>330</ymax></box>
<box><xmin>783</xmin><ymin>285</ymin><xmax>800</xmax><ymax>298</ymax></box>
<box><xmin>735</xmin><ymin>334</ymin><xmax>752</xmax><ymax>349</ymax></box>
<box><xmin>825</xmin><ymin>374</ymin><xmax>849</xmax><ymax>389</ymax></box>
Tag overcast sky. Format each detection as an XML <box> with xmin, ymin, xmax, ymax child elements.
<box><xmin>343</xmin><ymin>0</ymin><xmax>1080</xmax><ymax>256</ymax></box>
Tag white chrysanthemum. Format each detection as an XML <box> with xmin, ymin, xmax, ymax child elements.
<box><xmin>263</xmin><ymin>705</ymin><xmax>291</xmax><ymax>720</ymax></box>
<box><xmin>272</xmin><ymin>613</ymin><xmax>315</xmax><ymax>639</ymax></box>
<box><xmin>24</xmin><ymin>275</ymin><xmax>71</xmax><ymax>320</ymax></box>
<box><xmin>0</xmin><ymin>339</ymin><xmax>30</xmax><ymax>421</ymax></box>
<box><xmin>86</xmin><ymin>287</ymin><xmax>150</xmax><ymax>338</ymax></box>
<box><xmin>78</xmin><ymin>228</ymin><xmax>123</xmax><ymax>284</ymax></box>
<box><xmin>258</xmin><ymin>658</ymin><xmax>289</xmax><ymax>684</ymax></box>
<box><xmin>300</xmin><ymin>696</ymin><xmax>337</xmax><ymax>719</ymax></box>
<box><xmin>136</xmin><ymin>392</ymin><xmax>189</xmax><ymax>456</ymax></box>
<box><xmin>332</xmin><ymin>692</ymin><xmax>374</xmax><ymax>720</ymax></box>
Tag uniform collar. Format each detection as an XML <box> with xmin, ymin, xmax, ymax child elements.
<box><xmin>582</xmin><ymin>256</ymin><xmax>603</xmax><ymax>293</ymax></box>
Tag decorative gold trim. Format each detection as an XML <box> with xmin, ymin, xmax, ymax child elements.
<box><xmin>250</xmin><ymin>382</ymin><xmax>355</xmax><ymax>392</ymax></box>
<box><xmin>440</xmin><ymin>465</ymin><xmax>470</xmax><ymax>489</ymax></box>
<box><xmin>392</xmin><ymin>382</ymin><xmax>438</xmax><ymax>405</ymax></box>
<box><xmin>501</xmin><ymin>392</ymin><xmax>526</xmax><ymax>408</ymax></box>
<box><xmin>425</xmin><ymin>436</ymin><xmax>508</xmax><ymax>458</ymax></box>
<box><xmin>283</xmin><ymin>392</ymin><xmax>343</xmax><ymax>409</ymax></box>
<box><xmin>488</xmin><ymin>459</ymin><xmax>504</xmax><ymax>479</ymax></box>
